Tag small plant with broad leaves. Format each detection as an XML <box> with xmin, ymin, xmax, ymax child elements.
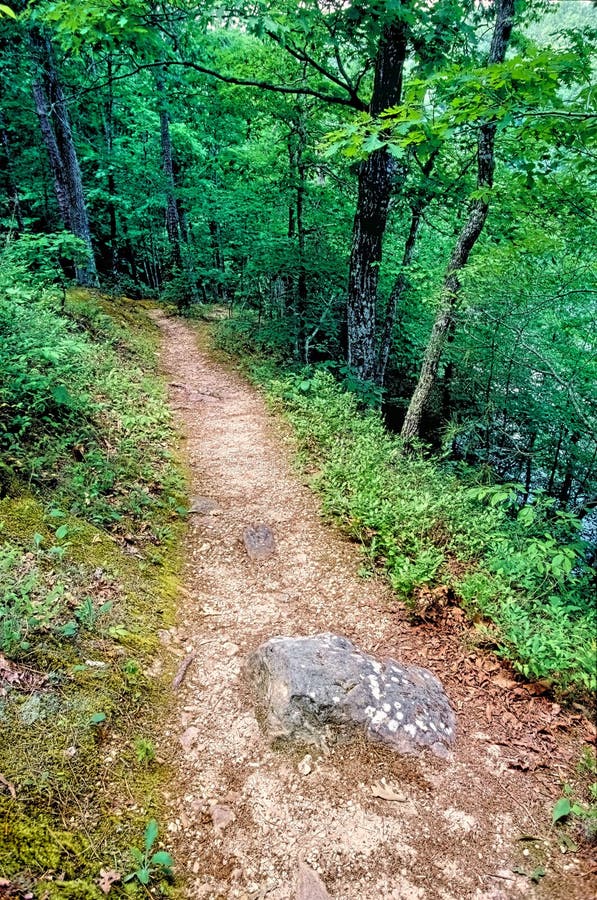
<box><xmin>124</xmin><ymin>819</ymin><xmax>173</xmax><ymax>886</ymax></box>
<box><xmin>552</xmin><ymin>786</ymin><xmax>597</xmax><ymax>845</ymax></box>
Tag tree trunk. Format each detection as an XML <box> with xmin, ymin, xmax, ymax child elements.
<box><xmin>157</xmin><ymin>72</ymin><xmax>183</xmax><ymax>269</ymax></box>
<box><xmin>377</xmin><ymin>150</ymin><xmax>437</xmax><ymax>385</ymax></box>
<box><xmin>401</xmin><ymin>0</ymin><xmax>515</xmax><ymax>442</ymax></box>
<box><xmin>209</xmin><ymin>219</ymin><xmax>225</xmax><ymax>302</ymax></box>
<box><xmin>105</xmin><ymin>57</ymin><xmax>118</xmax><ymax>276</ymax></box>
<box><xmin>346</xmin><ymin>18</ymin><xmax>408</xmax><ymax>382</ymax></box>
<box><xmin>157</xmin><ymin>72</ymin><xmax>200</xmax><ymax>307</ymax></box>
<box><xmin>287</xmin><ymin>112</ymin><xmax>308</xmax><ymax>360</ymax></box>
<box><xmin>30</xmin><ymin>30</ymin><xmax>98</xmax><ymax>287</ymax></box>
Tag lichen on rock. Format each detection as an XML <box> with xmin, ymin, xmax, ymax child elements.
<box><xmin>246</xmin><ymin>632</ymin><xmax>456</xmax><ymax>757</ymax></box>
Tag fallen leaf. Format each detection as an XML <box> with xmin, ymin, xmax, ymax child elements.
<box><xmin>98</xmin><ymin>868</ymin><xmax>121</xmax><ymax>895</ymax></box>
<box><xmin>370</xmin><ymin>779</ymin><xmax>407</xmax><ymax>802</ymax></box>
<box><xmin>0</xmin><ymin>774</ymin><xmax>16</xmax><ymax>799</ymax></box>
<box><xmin>492</xmin><ymin>673</ymin><xmax>518</xmax><ymax>689</ymax></box>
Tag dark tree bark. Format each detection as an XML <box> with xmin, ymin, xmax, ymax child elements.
<box><xmin>156</xmin><ymin>71</ymin><xmax>198</xmax><ymax>307</ymax></box>
<box><xmin>286</xmin><ymin>111</ymin><xmax>308</xmax><ymax>359</ymax></box>
<box><xmin>209</xmin><ymin>218</ymin><xmax>225</xmax><ymax>301</ymax></box>
<box><xmin>30</xmin><ymin>30</ymin><xmax>98</xmax><ymax>287</ymax></box>
<box><xmin>401</xmin><ymin>0</ymin><xmax>515</xmax><ymax>442</ymax></box>
<box><xmin>347</xmin><ymin>17</ymin><xmax>409</xmax><ymax>382</ymax></box>
<box><xmin>104</xmin><ymin>56</ymin><xmax>118</xmax><ymax>276</ymax></box>
<box><xmin>157</xmin><ymin>72</ymin><xmax>183</xmax><ymax>269</ymax></box>
<box><xmin>377</xmin><ymin>150</ymin><xmax>438</xmax><ymax>385</ymax></box>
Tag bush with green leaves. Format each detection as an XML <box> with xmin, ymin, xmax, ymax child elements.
<box><xmin>248</xmin><ymin>365</ymin><xmax>595</xmax><ymax>696</ymax></box>
<box><xmin>0</xmin><ymin>235</ymin><xmax>183</xmax><ymax>537</ymax></box>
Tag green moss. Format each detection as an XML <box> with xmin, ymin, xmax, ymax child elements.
<box><xmin>43</xmin><ymin>880</ymin><xmax>104</xmax><ymax>900</ymax></box>
<box><xmin>0</xmin><ymin>497</ymin><xmax>48</xmax><ymax>545</ymax></box>
<box><xmin>0</xmin><ymin>809</ymin><xmax>88</xmax><ymax>874</ymax></box>
<box><xmin>0</xmin><ymin>290</ymin><xmax>187</xmax><ymax>898</ymax></box>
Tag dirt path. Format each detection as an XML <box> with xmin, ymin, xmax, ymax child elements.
<box><xmin>151</xmin><ymin>311</ymin><xmax>595</xmax><ymax>900</ymax></box>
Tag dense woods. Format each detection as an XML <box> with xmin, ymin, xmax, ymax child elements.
<box><xmin>0</xmin><ymin>1</ymin><xmax>596</xmax><ymax>894</ymax></box>
<box><xmin>2</xmin><ymin>0</ymin><xmax>595</xmax><ymax>501</ymax></box>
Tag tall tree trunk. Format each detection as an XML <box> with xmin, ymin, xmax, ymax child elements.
<box><xmin>30</xmin><ymin>30</ymin><xmax>98</xmax><ymax>287</ymax></box>
<box><xmin>346</xmin><ymin>17</ymin><xmax>408</xmax><ymax>381</ymax></box>
<box><xmin>377</xmin><ymin>151</ymin><xmax>438</xmax><ymax>385</ymax></box>
<box><xmin>287</xmin><ymin>112</ymin><xmax>308</xmax><ymax>360</ymax></box>
<box><xmin>105</xmin><ymin>56</ymin><xmax>118</xmax><ymax>276</ymax></box>
<box><xmin>157</xmin><ymin>72</ymin><xmax>183</xmax><ymax>269</ymax></box>
<box><xmin>401</xmin><ymin>0</ymin><xmax>515</xmax><ymax>442</ymax></box>
<box><xmin>156</xmin><ymin>72</ymin><xmax>199</xmax><ymax>307</ymax></box>
<box><xmin>209</xmin><ymin>219</ymin><xmax>225</xmax><ymax>302</ymax></box>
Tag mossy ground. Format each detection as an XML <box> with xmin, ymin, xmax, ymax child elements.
<box><xmin>0</xmin><ymin>289</ymin><xmax>186</xmax><ymax>898</ymax></box>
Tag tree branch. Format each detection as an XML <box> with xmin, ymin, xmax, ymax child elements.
<box><xmin>74</xmin><ymin>58</ymin><xmax>366</xmax><ymax>110</ymax></box>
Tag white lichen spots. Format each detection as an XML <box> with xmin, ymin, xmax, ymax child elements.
<box><xmin>371</xmin><ymin>709</ymin><xmax>387</xmax><ymax>726</ymax></box>
<box><xmin>370</xmin><ymin>661</ymin><xmax>382</xmax><ymax>674</ymax></box>
<box><xmin>367</xmin><ymin>675</ymin><xmax>381</xmax><ymax>700</ymax></box>
<box><xmin>396</xmin><ymin>711</ymin><xmax>404</xmax><ymax>721</ymax></box>
<box><xmin>383</xmin><ymin>703</ymin><xmax>391</xmax><ymax>713</ymax></box>
<box><xmin>404</xmin><ymin>723</ymin><xmax>417</xmax><ymax>738</ymax></box>
<box><xmin>364</xmin><ymin>706</ymin><xmax>376</xmax><ymax>718</ymax></box>
<box><xmin>387</xmin><ymin>719</ymin><xmax>399</xmax><ymax>733</ymax></box>
<box><xmin>415</xmin><ymin>718</ymin><xmax>428</xmax><ymax>732</ymax></box>
<box><xmin>430</xmin><ymin>722</ymin><xmax>437</xmax><ymax>732</ymax></box>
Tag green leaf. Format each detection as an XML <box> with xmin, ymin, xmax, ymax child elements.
<box><xmin>51</xmin><ymin>385</ymin><xmax>73</xmax><ymax>406</ymax></box>
<box><xmin>55</xmin><ymin>523</ymin><xmax>69</xmax><ymax>540</ymax></box>
<box><xmin>552</xmin><ymin>797</ymin><xmax>571</xmax><ymax>824</ymax></box>
<box><xmin>151</xmin><ymin>850</ymin><xmax>173</xmax><ymax>867</ymax></box>
<box><xmin>362</xmin><ymin>133</ymin><xmax>386</xmax><ymax>153</ymax></box>
<box><xmin>137</xmin><ymin>868</ymin><xmax>150</xmax><ymax>885</ymax></box>
<box><xmin>144</xmin><ymin>818</ymin><xmax>159</xmax><ymax>852</ymax></box>
<box><xmin>90</xmin><ymin>712</ymin><xmax>106</xmax><ymax>725</ymax></box>
<box><xmin>0</xmin><ymin>5</ymin><xmax>17</xmax><ymax>19</ymax></box>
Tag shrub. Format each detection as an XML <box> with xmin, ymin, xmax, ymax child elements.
<box><xmin>250</xmin><ymin>365</ymin><xmax>596</xmax><ymax>696</ymax></box>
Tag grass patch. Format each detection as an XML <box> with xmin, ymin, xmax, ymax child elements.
<box><xmin>0</xmin><ymin>244</ymin><xmax>186</xmax><ymax>898</ymax></box>
<box><xmin>214</xmin><ymin>321</ymin><xmax>596</xmax><ymax>701</ymax></box>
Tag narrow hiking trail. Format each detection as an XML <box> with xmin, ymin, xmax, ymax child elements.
<box><xmin>151</xmin><ymin>311</ymin><xmax>595</xmax><ymax>900</ymax></box>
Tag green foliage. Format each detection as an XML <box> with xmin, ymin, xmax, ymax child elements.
<box><xmin>125</xmin><ymin>819</ymin><xmax>174</xmax><ymax>886</ymax></box>
<box><xmin>552</xmin><ymin>786</ymin><xmax>597</xmax><ymax>843</ymax></box>
<box><xmin>0</xmin><ymin>274</ymin><xmax>181</xmax><ymax>897</ymax></box>
<box><xmin>0</xmin><ymin>238</ymin><xmax>184</xmax><ymax>542</ymax></box>
<box><xmin>243</xmin><ymin>364</ymin><xmax>596</xmax><ymax>696</ymax></box>
<box><xmin>0</xmin><ymin>540</ymin><xmax>113</xmax><ymax>656</ymax></box>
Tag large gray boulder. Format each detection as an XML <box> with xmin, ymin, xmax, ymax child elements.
<box><xmin>246</xmin><ymin>633</ymin><xmax>456</xmax><ymax>758</ymax></box>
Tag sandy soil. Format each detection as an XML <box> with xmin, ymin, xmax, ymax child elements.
<box><xmin>150</xmin><ymin>310</ymin><xmax>596</xmax><ymax>900</ymax></box>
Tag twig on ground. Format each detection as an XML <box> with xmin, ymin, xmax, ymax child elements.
<box><xmin>172</xmin><ymin>652</ymin><xmax>197</xmax><ymax>690</ymax></box>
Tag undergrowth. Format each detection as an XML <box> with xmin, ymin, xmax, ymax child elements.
<box><xmin>0</xmin><ymin>235</ymin><xmax>185</xmax><ymax>898</ymax></box>
<box><xmin>214</xmin><ymin>320</ymin><xmax>596</xmax><ymax>700</ymax></box>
